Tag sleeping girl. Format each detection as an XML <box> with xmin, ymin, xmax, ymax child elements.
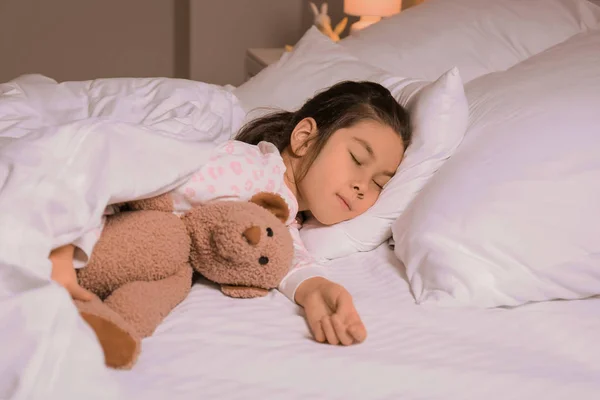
<box><xmin>49</xmin><ymin>80</ymin><xmax>412</xmax><ymax>346</ymax></box>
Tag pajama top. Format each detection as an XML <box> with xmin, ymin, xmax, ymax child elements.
<box><xmin>72</xmin><ymin>140</ymin><xmax>326</xmax><ymax>303</ymax></box>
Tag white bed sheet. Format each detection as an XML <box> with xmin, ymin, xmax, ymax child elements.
<box><xmin>113</xmin><ymin>244</ymin><xmax>600</xmax><ymax>400</ymax></box>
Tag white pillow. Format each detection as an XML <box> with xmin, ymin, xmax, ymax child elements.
<box><xmin>300</xmin><ymin>69</ymin><xmax>468</xmax><ymax>259</ymax></box>
<box><xmin>233</xmin><ymin>27</ymin><xmax>469</xmax><ymax>260</ymax></box>
<box><xmin>339</xmin><ymin>0</ymin><xmax>600</xmax><ymax>83</ymax></box>
<box><xmin>234</xmin><ymin>27</ymin><xmax>408</xmax><ymax>118</ymax></box>
<box><xmin>392</xmin><ymin>29</ymin><xmax>600</xmax><ymax>308</ymax></box>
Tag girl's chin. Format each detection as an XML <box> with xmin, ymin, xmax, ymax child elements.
<box><xmin>311</xmin><ymin>213</ymin><xmax>348</xmax><ymax>226</ymax></box>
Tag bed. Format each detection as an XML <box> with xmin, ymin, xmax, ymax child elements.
<box><xmin>1</xmin><ymin>0</ymin><xmax>600</xmax><ymax>399</ymax></box>
<box><xmin>110</xmin><ymin>245</ymin><xmax>600</xmax><ymax>400</ymax></box>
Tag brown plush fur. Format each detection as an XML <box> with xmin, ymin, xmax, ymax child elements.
<box><xmin>75</xmin><ymin>192</ymin><xmax>294</xmax><ymax>369</ymax></box>
<box><xmin>77</xmin><ymin>211</ymin><xmax>191</xmax><ymax>299</ymax></box>
<box><xmin>125</xmin><ymin>192</ymin><xmax>175</xmax><ymax>213</ymax></box>
<box><xmin>76</xmin><ymin>297</ymin><xmax>140</xmax><ymax>369</ymax></box>
<box><xmin>185</xmin><ymin>200</ymin><xmax>293</xmax><ymax>292</ymax></box>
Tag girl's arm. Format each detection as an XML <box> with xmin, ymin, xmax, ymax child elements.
<box><xmin>277</xmin><ymin>223</ymin><xmax>329</xmax><ymax>303</ymax></box>
<box><xmin>49</xmin><ymin>213</ymin><xmax>108</xmax><ymax>300</ymax></box>
<box><xmin>279</xmin><ymin>223</ymin><xmax>367</xmax><ymax>345</ymax></box>
<box><xmin>49</xmin><ymin>244</ymin><xmax>94</xmax><ymax>301</ymax></box>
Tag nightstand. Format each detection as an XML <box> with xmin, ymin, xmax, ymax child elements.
<box><xmin>245</xmin><ymin>48</ymin><xmax>286</xmax><ymax>80</ymax></box>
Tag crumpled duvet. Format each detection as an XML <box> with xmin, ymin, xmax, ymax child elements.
<box><xmin>0</xmin><ymin>74</ymin><xmax>246</xmax><ymax>400</ymax></box>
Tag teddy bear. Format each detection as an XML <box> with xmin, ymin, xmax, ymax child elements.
<box><xmin>73</xmin><ymin>192</ymin><xmax>294</xmax><ymax>369</ymax></box>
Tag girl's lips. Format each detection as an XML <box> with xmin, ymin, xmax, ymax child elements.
<box><xmin>337</xmin><ymin>194</ymin><xmax>351</xmax><ymax>211</ymax></box>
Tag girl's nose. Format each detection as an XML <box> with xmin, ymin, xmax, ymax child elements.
<box><xmin>353</xmin><ymin>185</ymin><xmax>365</xmax><ymax>200</ymax></box>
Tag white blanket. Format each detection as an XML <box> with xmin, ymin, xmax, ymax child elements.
<box><xmin>0</xmin><ymin>75</ymin><xmax>246</xmax><ymax>399</ymax></box>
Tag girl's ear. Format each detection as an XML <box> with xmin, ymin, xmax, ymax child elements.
<box><xmin>289</xmin><ymin>117</ymin><xmax>317</xmax><ymax>157</ymax></box>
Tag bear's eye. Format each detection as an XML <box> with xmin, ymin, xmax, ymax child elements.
<box><xmin>266</xmin><ymin>227</ymin><xmax>273</xmax><ymax>237</ymax></box>
<box><xmin>259</xmin><ymin>256</ymin><xmax>269</xmax><ymax>265</ymax></box>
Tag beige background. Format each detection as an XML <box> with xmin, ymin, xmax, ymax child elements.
<box><xmin>0</xmin><ymin>0</ymin><xmax>423</xmax><ymax>86</ymax></box>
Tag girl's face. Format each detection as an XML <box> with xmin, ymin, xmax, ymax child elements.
<box><xmin>294</xmin><ymin>119</ymin><xmax>405</xmax><ymax>225</ymax></box>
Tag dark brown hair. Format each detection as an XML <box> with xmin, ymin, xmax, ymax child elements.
<box><xmin>235</xmin><ymin>81</ymin><xmax>411</xmax><ymax>180</ymax></box>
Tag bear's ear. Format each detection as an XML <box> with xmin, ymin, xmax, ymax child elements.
<box><xmin>249</xmin><ymin>192</ymin><xmax>289</xmax><ymax>224</ymax></box>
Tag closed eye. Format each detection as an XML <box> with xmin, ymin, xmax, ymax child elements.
<box><xmin>373</xmin><ymin>180</ymin><xmax>384</xmax><ymax>190</ymax></box>
<box><xmin>350</xmin><ymin>152</ymin><xmax>361</xmax><ymax>166</ymax></box>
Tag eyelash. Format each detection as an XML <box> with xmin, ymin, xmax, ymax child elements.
<box><xmin>350</xmin><ymin>152</ymin><xmax>384</xmax><ymax>190</ymax></box>
<box><xmin>350</xmin><ymin>153</ymin><xmax>361</xmax><ymax>166</ymax></box>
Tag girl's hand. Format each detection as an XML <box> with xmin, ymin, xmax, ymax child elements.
<box><xmin>49</xmin><ymin>244</ymin><xmax>94</xmax><ymax>301</ymax></box>
<box><xmin>295</xmin><ymin>277</ymin><xmax>367</xmax><ymax>345</ymax></box>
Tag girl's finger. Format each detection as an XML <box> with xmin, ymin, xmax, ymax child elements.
<box><xmin>331</xmin><ymin>314</ymin><xmax>354</xmax><ymax>346</ymax></box>
<box><xmin>321</xmin><ymin>316</ymin><xmax>339</xmax><ymax>345</ymax></box>
<box><xmin>70</xmin><ymin>284</ymin><xmax>94</xmax><ymax>302</ymax></box>
<box><xmin>348</xmin><ymin>322</ymin><xmax>368</xmax><ymax>343</ymax></box>
<box><xmin>307</xmin><ymin>317</ymin><xmax>326</xmax><ymax>343</ymax></box>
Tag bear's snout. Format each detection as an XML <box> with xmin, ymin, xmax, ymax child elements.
<box><xmin>242</xmin><ymin>226</ymin><xmax>261</xmax><ymax>245</ymax></box>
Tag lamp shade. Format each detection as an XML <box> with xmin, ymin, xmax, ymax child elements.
<box><xmin>344</xmin><ymin>0</ymin><xmax>402</xmax><ymax>17</ymax></box>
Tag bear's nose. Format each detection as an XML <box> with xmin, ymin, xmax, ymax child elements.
<box><xmin>242</xmin><ymin>226</ymin><xmax>261</xmax><ymax>246</ymax></box>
